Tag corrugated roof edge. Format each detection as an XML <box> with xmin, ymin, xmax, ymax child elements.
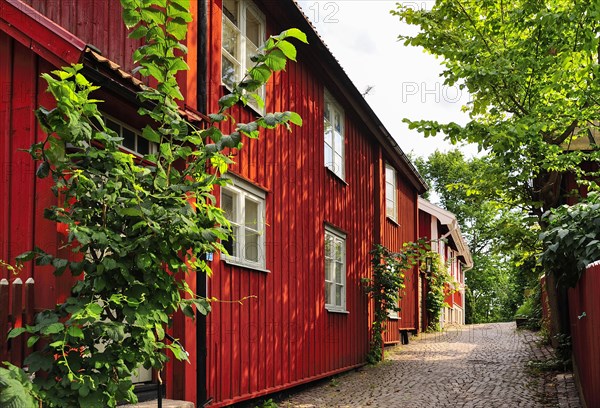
<box><xmin>286</xmin><ymin>0</ymin><xmax>428</xmax><ymax>193</ymax></box>
<box><xmin>84</xmin><ymin>48</ymin><xmax>207</xmax><ymax>123</ymax></box>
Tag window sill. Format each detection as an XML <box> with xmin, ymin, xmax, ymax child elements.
<box><xmin>325</xmin><ymin>167</ymin><xmax>348</xmax><ymax>186</ymax></box>
<box><xmin>222</xmin><ymin>258</ymin><xmax>270</xmax><ymax>273</ymax></box>
<box><xmin>325</xmin><ymin>306</ymin><xmax>349</xmax><ymax>314</ymax></box>
<box><xmin>388</xmin><ymin>315</ymin><xmax>400</xmax><ymax>320</ymax></box>
<box><xmin>386</xmin><ymin>217</ymin><xmax>400</xmax><ymax>227</ymax></box>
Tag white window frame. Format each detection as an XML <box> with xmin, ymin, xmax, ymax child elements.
<box><xmin>324</xmin><ymin>91</ymin><xmax>345</xmax><ymax>179</ymax></box>
<box><xmin>220</xmin><ymin>175</ymin><xmax>267</xmax><ymax>270</ymax></box>
<box><xmin>324</xmin><ymin>225</ymin><xmax>347</xmax><ymax>313</ymax></box>
<box><xmin>385</xmin><ymin>163</ymin><xmax>397</xmax><ymax>221</ymax></box>
<box><xmin>104</xmin><ymin>115</ymin><xmax>158</xmax><ymax>157</ymax></box>
<box><xmin>221</xmin><ymin>0</ymin><xmax>266</xmax><ymax>112</ymax></box>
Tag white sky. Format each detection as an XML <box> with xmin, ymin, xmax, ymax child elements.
<box><xmin>296</xmin><ymin>0</ymin><xmax>479</xmax><ymax>159</ymax></box>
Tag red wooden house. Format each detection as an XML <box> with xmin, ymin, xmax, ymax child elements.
<box><xmin>1</xmin><ymin>0</ymin><xmax>427</xmax><ymax>406</ymax></box>
<box><xmin>418</xmin><ymin>198</ymin><xmax>472</xmax><ymax>329</ymax></box>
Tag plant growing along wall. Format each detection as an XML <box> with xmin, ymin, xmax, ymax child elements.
<box><xmin>1</xmin><ymin>0</ymin><xmax>306</xmax><ymax>406</ymax></box>
<box><xmin>540</xmin><ymin>191</ymin><xmax>600</xmax><ymax>288</ymax></box>
<box><xmin>421</xmin><ymin>251</ymin><xmax>455</xmax><ymax>331</ymax></box>
<box><xmin>363</xmin><ymin>243</ymin><xmax>425</xmax><ymax>363</ymax></box>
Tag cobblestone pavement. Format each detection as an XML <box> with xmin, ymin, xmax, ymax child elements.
<box><xmin>277</xmin><ymin>323</ymin><xmax>581</xmax><ymax>408</ymax></box>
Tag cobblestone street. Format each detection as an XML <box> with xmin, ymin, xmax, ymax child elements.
<box><xmin>277</xmin><ymin>323</ymin><xmax>581</xmax><ymax>408</ymax></box>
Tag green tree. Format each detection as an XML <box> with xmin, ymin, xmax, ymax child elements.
<box><xmin>2</xmin><ymin>0</ymin><xmax>306</xmax><ymax>405</ymax></box>
<box><xmin>415</xmin><ymin>150</ymin><xmax>541</xmax><ymax>323</ymax></box>
<box><xmin>394</xmin><ymin>0</ymin><xmax>600</xmax><ymax>335</ymax></box>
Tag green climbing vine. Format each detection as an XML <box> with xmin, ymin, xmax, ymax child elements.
<box><xmin>363</xmin><ymin>242</ymin><xmax>425</xmax><ymax>363</ymax></box>
<box><xmin>421</xmin><ymin>251</ymin><xmax>455</xmax><ymax>331</ymax></box>
<box><xmin>1</xmin><ymin>0</ymin><xmax>307</xmax><ymax>406</ymax></box>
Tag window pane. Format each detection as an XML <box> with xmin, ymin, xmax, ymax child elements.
<box><xmin>137</xmin><ymin>136</ymin><xmax>149</xmax><ymax>155</ymax></box>
<box><xmin>386</xmin><ymin>165</ymin><xmax>395</xmax><ymax>181</ymax></box>
<box><xmin>106</xmin><ymin>119</ymin><xmax>120</xmax><ymax>134</ymax></box>
<box><xmin>334</xmin><ymin>112</ymin><xmax>342</xmax><ymax>133</ymax></box>
<box><xmin>222</xmin><ymin>191</ymin><xmax>236</xmax><ymax>221</ymax></box>
<box><xmin>386</xmin><ymin>199</ymin><xmax>396</xmax><ymax>217</ymax></box>
<box><xmin>335</xmin><ymin>262</ymin><xmax>343</xmax><ymax>283</ymax></box>
<box><xmin>222</xmin><ymin>57</ymin><xmax>237</xmax><ymax>88</ymax></box>
<box><xmin>325</xmin><ymin>234</ymin><xmax>333</xmax><ymax>257</ymax></box>
<box><xmin>122</xmin><ymin>128</ymin><xmax>136</xmax><ymax>151</ymax></box>
<box><xmin>325</xmin><ymin>259</ymin><xmax>332</xmax><ymax>281</ymax></box>
<box><xmin>324</xmin><ymin>104</ymin><xmax>330</xmax><ymax>122</ymax></box>
<box><xmin>245</xmin><ymin>230</ymin><xmax>259</xmax><ymax>262</ymax></box>
<box><xmin>333</xmin><ymin>128</ymin><xmax>343</xmax><ymax>152</ymax></box>
<box><xmin>245</xmin><ymin>9</ymin><xmax>261</xmax><ymax>47</ymax></box>
<box><xmin>324</xmin><ymin>121</ymin><xmax>333</xmax><ymax>147</ymax></box>
<box><xmin>223</xmin><ymin>0</ymin><xmax>239</xmax><ymax>26</ymax></box>
<box><xmin>245</xmin><ymin>198</ymin><xmax>258</xmax><ymax>228</ymax></box>
<box><xmin>324</xmin><ymin>143</ymin><xmax>333</xmax><ymax>170</ymax></box>
<box><xmin>386</xmin><ymin>183</ymin><xmax>394</xmax><ymax>202</ymax></box>
<box><xmin>223</xmin><ymin>225</ymin><xmax>238</xmax><ymax>257</ymax></box>
<box><xmin>335</xmin><ymin>285</ymin><xmax>343</xmax><ymax>306</ymax></box>
<box><xmin>325</xmin><ymin>282</ymin><xmax>332</xmax><ymax>304</ymax></box>
<box><xmin>335</xmin><ymin>241</ymin><xmax>343</xmax><ymax>262</ymax></box>
<box><xmin>222</xmin><ymin>21</ymin><xmax>239</xmax><ymax>58</ymax></box>
<box><xmin>334</xmin><ymin>153</ymin><xmax>343</xmax><ymax>176</ymax></box>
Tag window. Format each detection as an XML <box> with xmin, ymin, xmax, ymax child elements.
<box><xmin>221</xmin><ymin>176</ymin><xmax>266</xmax><ymax>269</ymax></box>
<box><xmin>105</xmin><ymin>116</ymin><xmax>157</xmax><ymax>156</ymax></box>
<box><xmin>222</xmin><ymin>0</ymin><xmax>266</xmax><ymax>110</ymax></box>
<box><xmin>385</xmin><ymin>163</ymin><xmax>397</xmax><ymax>221</ymax></box>
<box><xmin>324</xmin><ymin>92</ymin><xmax>345</xmax><ymax>178</ymax></box>
<box><xmin>325</xmin><ymin>226</ymin><xmax>346</xmax><ymax>312</ymax></box>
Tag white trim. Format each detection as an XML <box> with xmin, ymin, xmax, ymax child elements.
<box><xmin>221</xmin><ymin>0</ymin><xmax>266</xmax><ymax>112</ymax></box>
<box><xmin>324</xmin><ymin>225</ymin><xmax>347</xmax><ymax>313</ymax></box>
<box><xmin>220</xmin><ymin>176</ymin><xmax>267</xmax><ymax>270</ymax></box>
<box><xmin>324</xmin><ymin>90</ymin><xmax>345</xmax><ymax>180</ymax></box>
<box><xmin>385</xmin><ymin>162</ymin><xmax>398</xmax><ymax>221</ymax></box>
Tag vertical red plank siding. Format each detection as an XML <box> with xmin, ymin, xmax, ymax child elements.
<box><xmin>9</xmin><ymin>40</ymin><xmax>36</xmax><ymax>284</ymax></box>
<box><xmin>24</xmin><ymin>0</ymin><xmax>144</xmax><ymax>75</ymax></box>
<box><xmin>0</xmin><ymin>34</ymin><xmax>70</xmax><ymax>321</ymax></box>
<box><xmin>568</xmin><ymin>263</ymin><xmax>600</xmax><ymax>408</ymax></box>
<box><xmin>0</xmin><ymin>31</ymin><xmax>12</xmax><ymax>281</ymax></box>
<box><xmin>203</xmin><ymin>2</ymin><xmax>381</xmax><ymax>405</ymax></box>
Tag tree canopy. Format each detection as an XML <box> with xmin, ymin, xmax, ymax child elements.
<box><xmin>394</xmin><ymin>0</ymin><xmax>600</xmax><ymax>219</ymax></box>
<box><xmin>415</xmin><ymin>150</ymin><xmax>541</xmax><ymax>323</ymax></box>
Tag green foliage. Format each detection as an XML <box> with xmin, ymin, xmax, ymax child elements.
<box><xmin>540</xmin><ymin>192</ymin><xmax>600</xmax><ymax>288</ymax></box>
<box><xmin>414</xmin><ymin>150</ymin><xmax>542</xmax><ymax>324</ymax></box>
<box><xmin>363</xmin><ymin>242</ymin><xmax>425</xmax><ymax>363</ymax></box>
<box><xmin>4</xmin><ymin>0</ymin><xmax>306</xmax><ymax>405</ymax></box>
<box><xmin>254</xmin><ymin>398</ymin><xmax>278</xmax><ymax>408</ymax></box>
<box><xmin>394</xmin><ymin>0</ymin><xmax>600</xmax><ymax>219</ymax></box>
<box><xmin>0</xmin><ymin>363</ymin><xmax>38</xmax><ymax>408</ymax></box>
<box><xmin>420</xmin><ymin>251</ymin><xmax>454</xmax><ymax>331</ymax></box>
<box><xmin>515</xmin><ymin>283</ymin><xmax>543</xmax><ymax>330</ymax></box>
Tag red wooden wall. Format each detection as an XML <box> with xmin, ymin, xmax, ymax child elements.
<box><xmin>396</xmin><ymin>181</ymin><xmax>419</xmax><ymax>331</ymax></box>
<box><xmin>202</xmin><ymin>0</ymin><xmax>423</xmax><ymax>405</ymax></box>
<box><xmin>0</xmin><ymin>32</ymin><xmax>76</xmax><ymax>314</ymax></box>
<box><xmin>23</xmin><ymin>0</ymin><xmax>140</xmax><ymax>72</ymax></box>
<box><xmin>568</xmin><ymin>262</ymin><xmax>600</xmax><ymax>408</ymax></box>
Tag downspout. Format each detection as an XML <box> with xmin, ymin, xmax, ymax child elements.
<box><xmin>196</xmin><ymin>1</ymin><xmax>210</xmax><ymax>406</ymax></box>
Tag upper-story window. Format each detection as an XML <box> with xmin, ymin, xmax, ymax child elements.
<box><xmin>385</xmin><ymin>163</ymin><xmax>397</xmax><ymax>221</ymax></box>
<box><xmin>222</xmin><ymin>0</ymin><xmax>266</xmax><ymax>110</ymax></box>
<box><xmin>324</xmin><ymin>91</ymin><xmax>345</xmax><ymax>179</ymax></box>
<box><xmin>105</xmin><ymin>116</ymin><xmax>157</xmax><ymax>156</ymax></box>
<box><xmin>221</xmin><ymin>176</ymin><xmax>266</xmax><ymax>270</ymax></box>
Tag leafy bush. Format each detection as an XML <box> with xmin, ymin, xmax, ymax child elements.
<box><xmin>540</xmin><ymin>191</ymin><xmax>600</xmax><ymax>288</ymax></box>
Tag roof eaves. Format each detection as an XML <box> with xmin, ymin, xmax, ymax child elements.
<box><xmin>0</xmin><ymin>0</ymin><xmax>86</xmax><ymax>67</ymax></box>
